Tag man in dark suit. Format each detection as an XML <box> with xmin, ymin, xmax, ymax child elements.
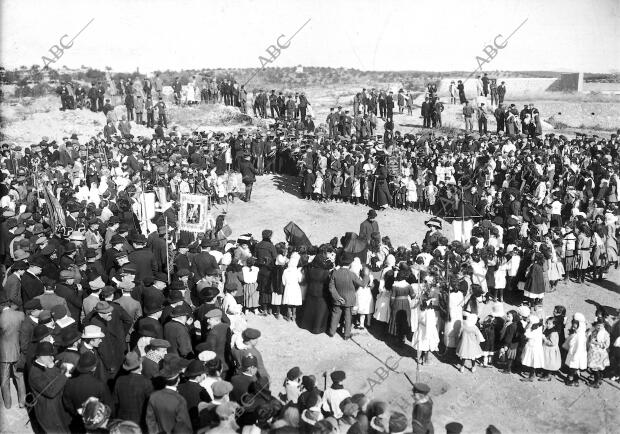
<box><xmin>197</xmin><ymin>310</ymin><xmax>232</xmax><ymax>379</ymax></box>
<box><xmin>192</xmin><ymin>239</ymin><xmax>220</xmax><ymax>279</ymax></box>
<box><xmin>327</xmin><ymin>258</ymin><xmax>364</xmax><ymax>339</ymax></box>
<box><xmin>145</xmin><ymin>363</ymin><xmax>192</xmax><ymax>434</ymax></box>
<box><xmin>164</xmin><ymin>305</ymin><xmax>193</xmax><ymax>358</ymax></box>
<box><xmin>113</xmin><ymin>352</ymin><xmax>153</xmax><ymax>429</ymax></box>
<box><xmin>63</xmin><ymin>351</ymin><xmax>112</xmax><ymax>431</ymax></box>
<box><xmin>359</xmin><ymin>209</ymin><xmax>379</xmax><ymax>242</ymax></box>
<box><xmin>386</xmin><ymin>91</ymin><xmax>395</xmax><ymax>122</ymax></box>
<box><xmin>55</xmin><ymin>269</ymin><xmax>84</xmax><ymax>323</ymax></box>
<box><xmin>229</xmin><ymin>355</ymin><xmax>258</xmax><ymax>403</ymax></box>
<box><xmin>128</xmin><ymin>234</ymin><xmax>157</xmax><ymax>282</ymax></box>
<box><xmin>20</xmin><ymin>258</ymin><xmax>46</xmax><ymax>304</ymax></box>
<box><xmin>147</xmin><ymin>226</ymin><xmax>168</xmax><ymax>273</ymax></box>
<box><xmin>239</xmin><ymin>152</ymin><xmax>257</xmax><ymax>201</ymax></box>
<box><xmin>177</xmin><ymin>360</ymin><xmax>211</xmax><ymax>430</ymax></box>
<box><xmin>140</xmin><ymin>338</ymin><xmax>169</xmax><ymax>380</ymax></box>
<box><xmin>28</xmin><ymin>342</ymin><xmax>69</xmax><ymax>433</ymax></box>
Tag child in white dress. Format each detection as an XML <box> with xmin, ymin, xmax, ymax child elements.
<box><xmin>355</xmin><ymin>266</ymin><xmax>374</xmax><ymax>329</ymax></box>
<box><xmin>282</xmin><ymin>252</ymin><xmax>303</xmax><ymax>322</ymax></box>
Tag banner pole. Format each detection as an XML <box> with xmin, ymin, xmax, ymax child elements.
<box><xmin>165</xmin><ymin>215</ymin><xmax>170</xmax><ymax>284</ymax></box>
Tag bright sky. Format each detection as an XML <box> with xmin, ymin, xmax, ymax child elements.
<box><xmin>1</xmin><ymin>0</ymin><xmax>618</xmax><ymax>74</ymax></box>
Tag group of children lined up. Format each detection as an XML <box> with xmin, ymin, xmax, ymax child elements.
<box><xmin>457</xmin><ymin>303</ymin><xmax>614</xmax><ymax>388</ymax></box>
<box><xmin>300</xmin><ymin>168</ymin><xmax>440</xmax><ymax>211</ymax></box>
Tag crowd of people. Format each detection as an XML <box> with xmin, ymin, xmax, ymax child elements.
<box><xmin>1</xmin><ymin>79</ymin><xmax>619</xmax><ymax>434</ymax></box>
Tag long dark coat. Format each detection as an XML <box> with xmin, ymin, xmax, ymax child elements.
<box><xmin>28</xmin><ymin>362</ymin><xmax>70</xmax><ymax>433</ymax></box>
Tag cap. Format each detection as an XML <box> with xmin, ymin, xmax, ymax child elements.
<box><xmin>242</xmin><ymin>328</ymin><xmax>261</xmax><ymax>341</ymax></box>
<box><xmin>241</xmin><ymin>354</ymin><xmax>258</xmax><ymax>369</ymax></box>
<box><xmin>149</xmin><ymin>339</ymin><xmax>170</xmax><ymax>349</ymax></box>
<box><xmin>205</xmin><ymin>309</ymin><xmax>223</xmax><ymax>319</ymax></box>
<box><xmin>211</xmin><ymin>381</ymin><xmax>233</xmax><ymax>398</ymax></box>
<box><xmin>413</xmin><ymin>383</ymin><xmax>430</xmax><ymax>394</ymax></box>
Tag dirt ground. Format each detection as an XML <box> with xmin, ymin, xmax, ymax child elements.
<box><xmin>2</xmin><ymin>86</ymin><xmax>620</xmax><ymax>434</ymax></box>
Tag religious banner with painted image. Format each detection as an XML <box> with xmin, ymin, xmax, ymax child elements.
<box><xmin>179</xmin><ymin>193</ymin><xmax>209</xmax><ymax>233</ymax></box>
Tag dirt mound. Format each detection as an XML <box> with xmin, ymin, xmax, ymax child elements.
<box><xmin>0</xmin><ymin>94</ymin><xmax>255</xmax><ymax>145</ymax></box>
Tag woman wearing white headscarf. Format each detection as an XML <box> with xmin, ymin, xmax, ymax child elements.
<box><xmin>563</xmin><ymin>312</ymin><xmax>588</xmax><ymax>386</ymax></box>
<box><xmin>520</xmin><ymin>314</ymin><xmax>545</xmax><ymax>381</ymax></box>
<box><xmin>373</xmin><ymin>254</ymin><xmax>395</xmax><ymax>324</ymax></box>
<box><xmin>456</xmin><ymin>312</ymin><xmax>485</xmax><ymax>373</ymax></box>
<box><xmin>282</xmin><ymin>252</ymin><xmax>303</xmax><ymax>322</ymax></box>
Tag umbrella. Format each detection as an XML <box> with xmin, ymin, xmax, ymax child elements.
<box><xmin>283</xmin><ymin>222</ymin><xmax>312</xmax><ymax>249</ymax></box>
<box><xmin>341</xmin><ymin>232</ymin><xmax>368</xmax><ymax>264</ymax></box>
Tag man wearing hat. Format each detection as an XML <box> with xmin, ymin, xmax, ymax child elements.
<box><xmin>0</xmin><ymin>296</ymin><xmax>26</xmax><ymax>409</ymax></box>
<box><xmin>55</xmin><ymin>326</ymin><xmax>81</xmax><ymax>366</ymax></box>
<box><xmin>230</xmin><ymin>354</ymin><xmax>258</xmax><ymax>403</ymax></box>
<box><xmin>198</xmin><ymin>380</ymin><xmax>234</xmax><ymax>429</ymax></box>
<box><xmin>192</xmin><ymin>238</ymin><xmax>221</xmax><ymax>280</ymax></box>
<box><xmin>2</xmin><ymin>260</ymin><xmax>28</xmax><ymax>309</ymax></box>
<box><xmin>412</xmin><ymin>382</ymin><xmax>434</xmax><ymax>434</ymax></box>
<box><xmin>128</xmin><ymin>233</ymin><xmax>156</xmax><ymax>281</ymax></box>
<box><xmin>81</xmin><ymin>276</ymin><xmax>106</xmax><ymax>321</ymax></box>
<box><xmin>145</xmin><ymin>358</ymin><xmax>192</xmax><ymax>434</ymax></box>
<box><xmin>359</xmin><ymin>209</ymin><xmax>380</xmax><ymax>242</ymax></box>
<box><xmin>232</xmin><ymin>328</ymin><xmax>270</xmax><ymax>381</ymax></box>
<box><xmin>321</xmin><ymin>370</ymin><xmax>350</xmax><ymax>418</ymax></box>
<box><xmin>112</xmin><ymin>351</ymin><xmax>154</xmax><ymax>428</ymax></box>
<box><xmin>21</xmin><ymin>257</ymin><xmax>46</xmax><ymax>304</ymax></box>
<box><xmin>197</xmin><ymin>309</ymin><xmax>233</xmax><ymax>377</ymax></box>
<box><xmin>79</xmin><ymin>324</ymin><xmax>108</xmax><ymax>383</ymax></box>
<box><xmin>147</xmin><ymin>225</ymin><xmax>169</xmax><ymax>273</ymax></box>
<box><xmin>164</xmin><ymin>304</ymin><xmax>194</xmax><ymax>358</ymax></box>
<box><xmin>28</xmin><ymin>342</ymin><xmax>69</xmax><ymax>433</ymax></box>
<box><xmin>55</xmin><ymin>269</ymin><xmax>84</xmax><ymax>322</ymax></box>
<box><xmin>423</xmin><ymin>217</ymin><xmax>443</xmax><ymax>251</ymax></box>
<box><xmin>84</xmin><ymin>300</ymin><xmax>131</xmax><ymax>380</ymax></box>
<box><xmin>63</xmin><ymin>351</ymin><xmax>112</xmax><ymax>431</ymax></box>
<box><xmin>141</xmin><ymin>338</ymin><xmax>170</xmax><ymax>379</ymax></box>
<box><xmin>177</xmin><ymin>359</ymin><xmax>210</xmax><ymax>430</ymax></box>
<box><xmin>35</xmin><ymin>276</ymin><xmax>70</xmax><ymax>316</ymax></box>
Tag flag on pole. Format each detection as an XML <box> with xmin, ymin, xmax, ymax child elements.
<box><xmin>42</xmin><ymin>183</ymin><xmax>66</xmax><ymax>232</ymax></box>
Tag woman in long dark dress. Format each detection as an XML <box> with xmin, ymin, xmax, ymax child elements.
<box><xmin>298</xmin><ymin>250</ymin><xmax>333</xmax><ymax>334</ymax></box>
<box><xmin>388</xmin><ymin>263</ymin><xmax>416</xmax><ymax>343</ymax></box>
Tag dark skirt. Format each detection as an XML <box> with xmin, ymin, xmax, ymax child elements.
<box><xmin>388</xmin><ymin>299</ymin><xmax>411</xmax><ymax>337</ymax></box>
<box><xmin>298</xmin><ymin>295</ymin><xmax>330</xmax><ymax>334</ymax></box>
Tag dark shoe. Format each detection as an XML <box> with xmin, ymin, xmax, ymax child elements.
<box><xmin>538</xmin><ymin>376</ymin><xmax>552</xmax><ymax>382</ymax></box>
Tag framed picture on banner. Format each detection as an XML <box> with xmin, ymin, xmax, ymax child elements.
<box><xmin>179</xmin><ymin>193</ymin><xmax>210</xmax><ymax>233</ymax></box>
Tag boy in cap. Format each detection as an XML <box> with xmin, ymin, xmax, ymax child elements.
<box><xmin>412</xmin><ymin>382</ymin><xmax>434</xmax><ymax>434</ymax></box>
<box><xmin>231</xmin><ymin>328</ymin><xmax>269</xmax><ymax>380</ymax></box>
<box><xmin>321</xmin><ymin>370</ymin><xmax>350</xmax><ymax>418</ymax></box>
<box><xmin>229</xmin><ymin>354</ymin><xmax>258</xmax><ymax>403</ymax></box>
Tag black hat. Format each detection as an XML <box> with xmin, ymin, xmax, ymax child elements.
<box><xmin>184</xmin><ymin>359</ymin><xmax>206</xmax><ymax>378</ymax></box>
<box><xmin>32</xmin><ymin>324</ymin><xmax>51</xmax><ymax>342</ymax></box>
<box><xmin>446</xmin><ymin>422</ymin><xmax>464</xmax><ymax>434</ymax></box>
<box><xmin>367</xmin><ymin>209</ymin><xmax>377</xmax><ymax>218</ymax></box>
<box><xmin>77</xmin><ymin>351</ymin><xmax>98</xmax><ymax>373</ymax></box>
<box><xmin>35</xmin><ymin>341</ymin><xmax>56</xmax><ymax>357</ymax></box>
<box><xmin>56</xmin><ymin>327</ymin><xmax>81</xmax><ymax>347</ymax></box>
